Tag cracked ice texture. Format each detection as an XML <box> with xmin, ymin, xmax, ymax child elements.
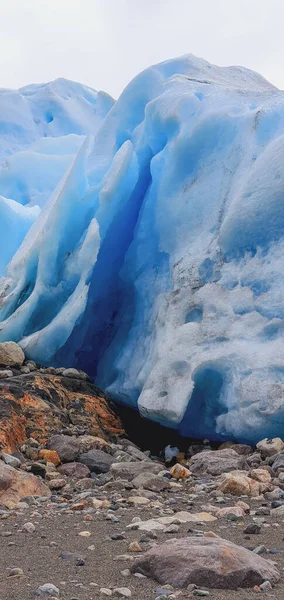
<box><xmin>1</xmin><ymin>56</ymin><xmax>284</xmax><ymax>443</ymax></box>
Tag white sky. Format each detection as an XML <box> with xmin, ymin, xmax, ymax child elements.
<box><xmin>1</xmin><ymin>0</ymin><xmax>284</xmax><ymax>98</ymax></box>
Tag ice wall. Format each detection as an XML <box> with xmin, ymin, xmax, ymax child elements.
<box><xmin>1</xmin><ymin>56</ymin><xmax>284</xmax><ymax>443</ymax></box>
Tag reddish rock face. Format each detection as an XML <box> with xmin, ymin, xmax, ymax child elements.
<box><xmin>0</xmin><ymin>373</ymin><xmax>124</xmax><ymax>453</ymax></box>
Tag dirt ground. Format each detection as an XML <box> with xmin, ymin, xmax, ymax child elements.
<box><xmin>0</xmin><ymin>491</ymin><xmax>283</xmax><ymax>600</ymax></box>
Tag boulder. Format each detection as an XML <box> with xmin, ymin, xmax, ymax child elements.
<box><xmin>215</xmin><ymin>506</ymin><xmax>246</xmax><ymax>519</ymax></box>
<box><xmin>132</xmin><ymin>473</ymin><xmax>170</xmax><ymax>492</ymax></box>
<box><xmin>58</xmin><ymin>462</ymin><xmax>90</xmax><ymax>479</ymax></box>
<box><xmin>77</xmin><ymin>435</ymin><xmax>113</xmax><ymax>455</ymax></box>
<box><xmin>111</xmin><ymin>461</ymin><xmax>162</xmax><ymax>481</ymax></box>
<box><xmin>271</xmin><ymin>453</ymin><xmax>284</xmax><ymax>473</ymax></box>
<box><xmin>123</xmin><ymin>445</ymin><xmax>151</xmax><ymax>462</ymax></box>
<box><xmin>128</xmin><ymin>512</ymin><xmax>217</xmax><ymax>532</ymax></box>
<box><xmin>0</xmin><ymin>461</ymin><xmax>51</xmax><ymax>507</ymax></box>
<box><xmin>131</xmin><ymin>536</ymin><xmax>280</xmax><ymax>589</ymax></box>
<box><xmin>170</xmin><ymin>463</ymin><xmax>191</xmax><ymax>479</ymax></box>
<box><xmin>256</xmin><ymin>438</ymin><xmax>284</xmax><ymax>457</ymax></box>
<box><xmin>47</xmin><ymin>435</ymin><xmax>79</xmax><ymax>462</ymax></box>
<box><xmin>219</xmin><ymin>442</ymin><xmax>252</xmax><ymax>455</ymax></box>
<box><xmin>0</xmin><ymin>341</ymin><xmax>25</xmax><ymax>367</ymax></box>
<box><xmin>189</xmin><ymin>449</ymin><xmax>246</xmax><ymax>476</ymax></box>
<box><xmin>217</xmin><ymin>471</ymin><xmax>263</xmax><ymax>497</ymax></box>
<box><xmin>250</xmin><ymin>468</ymin><xmax>272</xmax><ymax>483</ymax></box>
<box><xmin>1</xmin><ymin>453</ymin><xmax>21</xmax><ymax>468</ymax></box>
<box><xmin>78</xmin><ymin>449</ymin><xmax>114</xmax><ymax>473</ymax></box>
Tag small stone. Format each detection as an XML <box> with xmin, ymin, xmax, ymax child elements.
<box><xmin>22</xmin><ymin>521</ymin><xmax>35</xmax><ymax>533</ymax></box>
<box><xmin>121</xmin><ymin>569</ymin><xmax>131</xmax><ymax>577</ymax></box>
<box><xmin>100</xmin><ymin>589</ymin><xmax>112</xmax><ymax>597</ymax></box>
<box><xmin>193</xmin><ymin>591</ymin><xmax>209</xmax><ymax>597</ymax></box>
<box><xmin>260</xmin><ymin>581</ymin><xmax>273</xmax><ymax>591</ymax></box>
<box><xmin>113</xmin><ymin>588</ymin><xmax>132</xmax><ymax>598</ymax></box>
<box><xmin>48</xmin><ymin>479</ymin><xmax>66</xmax><ymax>490</ymax></box>
<box><xmin>164</xmin><ymin>524</ymin><xmax>179</xmax><ymax>533</ymax></box>
<box><xmin>35</xmin><ymin>583</ymin><xmax>60</xmax><ymax>597</ymax></box>
<box><xmin>79</xmin><ymin>531</ymin><xmax>91</xmax><ymax>537</ymax></box>
<box><xmin>128</xmin><ymin>496</ymin><xmax>150</xmax><ymax>506</ymax></box>
<box><xmin>203</xmin><ymin>531</ymin><xmax>219</xmax><ymax>539</ymax></box>
<box><xmin>128</xmin><ymin>541</ymin><xmax>142</xmax><ymax>552</ymax></box>
<box><xmin>1</xmin><ymin>453</ymin><xmax>21</xmax><ymax>468</ymax></box>
<box><xmin>8</xmin><ymin>567</ymin><xmax>24</xmax><ymax>577</ymax></box>
<box><xmin>0</xmin><ymin>369</ymin><xmax>13</xmax><ymax>379</ymax></box>
<box><xmin>243</xmin><ymin>524</ymin><xmax>261</xmax><ymax>535</ymax></box>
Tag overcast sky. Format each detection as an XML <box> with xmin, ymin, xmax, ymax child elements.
<box><xmin>1</xmin><ymin>0</ymin><xmax>284</xmax><ymax>98</ymax></box>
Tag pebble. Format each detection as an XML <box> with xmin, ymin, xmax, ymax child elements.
<box><xmin>100</xmin><ymin>589</ymin><xmax>112</xmax><ymax>597</ymax></box>
<box><xmin>22</xmin><ymin>521</ymin><xmax>36</xmax><ymax>533</ymax></box>
<box><xmin>78</xmin><ymin>530</ymin><xmax>91</xmax><ymax>537</ymax></box>
<box><xmin>260</xmin><ymin>580</ymin><xmax>273</xmax><ymax>591</ymax></box>
<box><xmin>8</xmin><ymin>567</ymin><xmax>24</xmax><ymax>577</ymax></box>
<box><xmin>192</xmin><ymin>591</ymin><xmax>210</xmax><ymax>597</ymax></box>
<box><xmin>113</xmin><ymin>588</ymin><xmax>132</xmax><ymax>598</ymax></box>
<box><xmin>128</xmin><ymin>540</ymin><xmax>142</xmax><ymax>552</ymax></box>
<box><xmin>35</xmin><ymin>583</ymin><xmax>60</xmax><ymax>597</ymax></box>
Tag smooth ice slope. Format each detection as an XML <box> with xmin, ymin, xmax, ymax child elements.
<box><xmin>0</xmin><ymin>55</ymin><xmax>284</xmax><ymax>443</ymax></box>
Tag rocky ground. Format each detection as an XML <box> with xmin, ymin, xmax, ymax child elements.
<box><xmin>1</xmin><ymin>433</ymin><xmax>284</xmax><ymax>600</ymax></box>
<box><xmin>0</xmin><ymin>343</ymin><xmax>284</xmax><ymax>599</ymax></box>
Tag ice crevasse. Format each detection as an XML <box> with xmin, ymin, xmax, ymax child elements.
<box><xmin>0</xmin><ymin>55</ymin><xmax>284</xmax><ymax>444</ymax></box>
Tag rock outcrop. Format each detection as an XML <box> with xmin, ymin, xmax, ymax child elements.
<box><xmin>0</xmin><ymin>370</ymin><xmax>123</xmax><ymax>453</ymax></box>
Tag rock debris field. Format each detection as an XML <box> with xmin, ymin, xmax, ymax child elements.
<box><xmin>1</xmin><ymin>429</ymin><xmax>284</xmax><ymax>600</ymax></box>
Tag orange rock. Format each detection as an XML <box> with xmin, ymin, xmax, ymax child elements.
<box><xmin>39</xmin><ymin>449</ymin><xmax>61</xmax><ymax>466</ymax></box>
<box><xmin>170</xmin><ymin>463</ymin><xmax>192</xmax><ymax>480</ymax></box>
<box><xmin>0</xmin><ymin>372</ymin><xmax>124</xmax><ymax>453</ymax></box>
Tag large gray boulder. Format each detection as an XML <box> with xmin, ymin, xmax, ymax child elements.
<box><xmin>111</xmin><ymin>461</ymin><xmax>162</xmax><ymax>481</ymax></box>
<box><xmin>0</xmin><ymin>341</ymin><xmax>25</xmax><ymax>367</ymax></box>
<box><xmin>132</xmin><ymin>472</ymin><xmax>170</xmax><ymax>492</ymax></box>
<box><xmin>78</xmin><ymin>449</ymin><xmax>114</xmax><ymax>473</ymax></box>
<box><xmin>131</xmin><ymin>536</ymin><xmax>280</xmax><ymax>589</ymax></box>
<box><xmin>189</xmin><ymin>449</ymin><xmax>246</xmax><ymax>476</ymax></box>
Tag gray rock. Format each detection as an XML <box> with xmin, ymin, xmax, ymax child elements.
<box><xmin>189</xmin><ymin>449</ymin><xmax>246</xmax><ymax>476</ymax></box>
<box><xmin>61</xmin><ymin>368</ymin><xmax>88</xmax><ymax>380</ymax></box>
<box><xmin>124</xmin><ymin>445</ymin><xmax>151</xmax><ymax>462</ymax></box>
<box><xmin>272</xmin><ymin>453</ymin><xmax>284</xmax><ymax>473</ymax></box>
<box><xmin>57</xmin><ymin>462</ymin><xmax>90</xmax><ymax>479</ymax></box>
<box><xmin>1</xmin><ymin>453</ymin><xmax>21</xmax><ymax>468</ymax></box>
<box><xmin>132</xmin><ymin>473</ymin><xmax>170</xmax><ymax>492</ymax></box>
<box><xmin>22</xmin><ymin>522</ymin><xmax>35</xmax><ymax>533</ymax></box>
<box><xmin>78</xmin><ymin>449</ymin><xmax>114</xmax><ymax>473</ymax></box>
<box><xmin>47</xmin><ymin>434</ymin><xmax>80</xmax><ymax>462</ymax></box>
<box><xmin>131</xmin><ymin>536</ymin><xmax>280</xmax><ymax>589</ymax></box>
<box><xmin>0</xmin><ymin>341</ymin><xmax>25</xmax><ymax>367</ymax></box>
<box><xmin>35</xmin><ymin>583</ymin><xmax>60</xmax><ymax>597</ymax></box>
<box><xmin>113</xmin><ymin>588</ymin><xmax>132</xmax><ymax>598</ymax></box>
<box><xmin>111</xmin><ymin>461</ymin><xmax>162</xmax><ymax>481</ymax></box>
<box><xmin>0</xmin><ymin>369</ymin><xmax>13</xmax><ymax>379</ymax></box>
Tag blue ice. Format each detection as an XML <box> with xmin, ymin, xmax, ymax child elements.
<box><xmin>0</xmin><ymin>56</ymin><xmax>284</xmax><ymax>444</ymax></box>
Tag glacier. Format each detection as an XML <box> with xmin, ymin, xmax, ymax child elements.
<box><xmin>0</xmin><ymin>55</ymin><xmax>284</xmax><ymax>444</ymax></box>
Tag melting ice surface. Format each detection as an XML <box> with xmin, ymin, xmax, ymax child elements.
<box><xmin>1</xmin><ymin>56</ymin><xmax>284</xmax><ymax>443</ymax></box>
